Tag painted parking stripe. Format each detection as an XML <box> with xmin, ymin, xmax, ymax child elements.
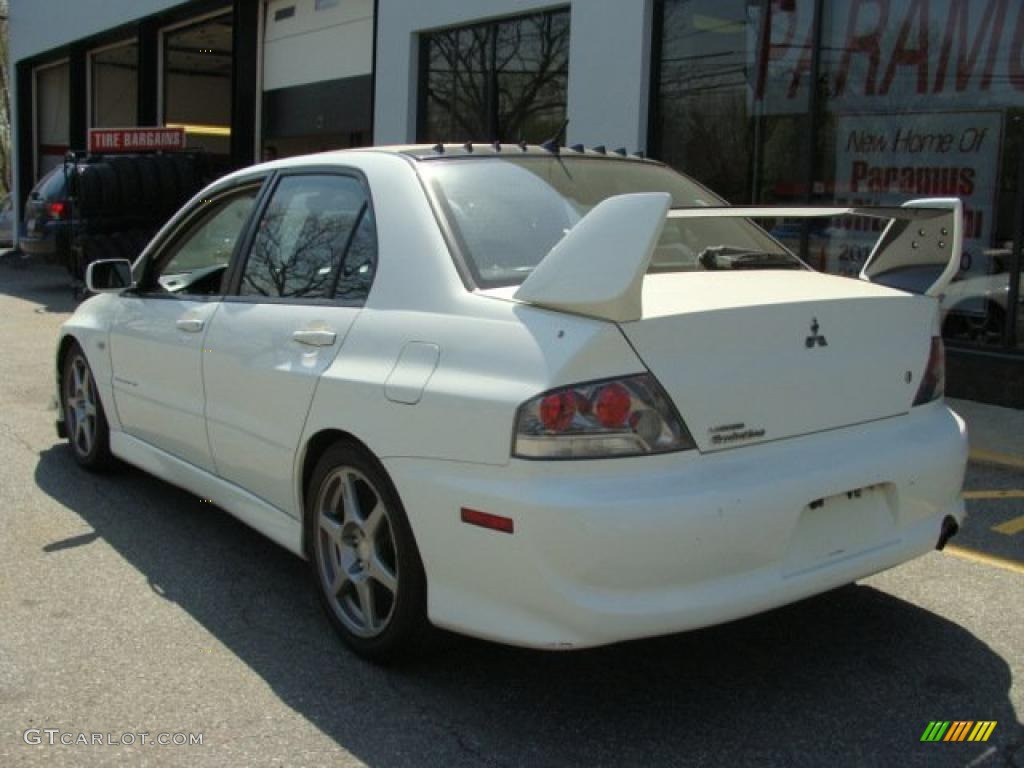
<box><xmin>969</xmin><ymin>449</ymin><xmax>1024</xmax><ymax>470</ymax></box>
<box><xmin>992</xmin><ymin>515</ymin><xmax>1024</xmax><ymax>536</ymax></box>
<box><xmin>943</xmin><ymin>545</ymin><xmax>1024</xmax><ymax>575</ymax></box>
<box><xmin>963</xmin><ymin>490</ymin><xmax>1024</xmax><ymax>500</ymax></box>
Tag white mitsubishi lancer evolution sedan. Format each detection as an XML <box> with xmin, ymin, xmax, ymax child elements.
<box><xmin>56</xmin><ymin>145</ymin><xmax>968</xmax><ymax>661</ymax></box>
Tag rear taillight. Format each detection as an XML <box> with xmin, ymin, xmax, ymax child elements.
<box><xmin>47</xmin><ymin>201</ymin><xmax>67</xmax><ymax>219</ymax></box>
<box><xmin>513</xmin><ymin>373</ymin><xmax>695</xmax><ymax>459</ymax></box>
<box><xmin>913</xmin><ymin>336</ymin><xmax>945</xmax><ymax>406</ymax></box>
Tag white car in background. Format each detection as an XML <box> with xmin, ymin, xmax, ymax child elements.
<box><xmin>55</xmin><ymin>146</ymin><xmax>968</xmax><ymax>660</ymax></box>
<box><xmin>940</xmin><ymin>250</ymin><xmax>1023</xmax><ymax>340</ymax></box>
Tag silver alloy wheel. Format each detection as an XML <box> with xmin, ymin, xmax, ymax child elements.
<box><xmin>315</xmin><ymin>466</ymin><xmax>399</xmax><ymax>638</ymax></box>
<box><xmin>65</xmin><ymin>355</ymin><xmax>98</xmax><ymax>458</ymax></box>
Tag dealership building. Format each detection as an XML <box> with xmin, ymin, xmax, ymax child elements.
<box><xmin>9</xmin><ymin>0</ymin><xmax>1024</xmax><ymax>405</ymax></box>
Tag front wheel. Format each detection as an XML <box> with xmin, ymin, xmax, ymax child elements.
<box><xmin>305</xmin><ymin>441</ymin><xmax>429</xmax><ymax>662</ymax></box>
<box><xmin>62</xmin><ymin>342</ymin><xmax>114</xmax><ymax>470</ymax></box>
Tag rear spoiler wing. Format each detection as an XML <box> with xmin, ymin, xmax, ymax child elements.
<box><xmin>513</xmin><ymin>195</ymin><xmax>963</xmax><ymax>323</ymax></box>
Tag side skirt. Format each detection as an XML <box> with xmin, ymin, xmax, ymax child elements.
<box><xmin>110</xmin><ymin>431</ymin><xmax>305</xmax><ymax>558</ymax></box>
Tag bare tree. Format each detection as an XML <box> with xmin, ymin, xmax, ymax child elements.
<box><xmin>422</xmin><ymin>12</ymin><xmax>570</xmax><ymax>144</ymax></box>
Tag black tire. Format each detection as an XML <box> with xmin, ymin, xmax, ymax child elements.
<box><xmin>171</xmin><ymin>154</ymin><xmax>199</xmax><ymax>200</ymax></box>
<box><xmin>153</xmin><ymin>155</ymin><xmax>181</xmax><ymax>215</ymax></box>
<box><xmin>61</xmin><ymin>341</ymin><xmax>114</xmax><ymax>470</ymax></box>
<box><xmin>305</xmin><ymin>440</ymin><xmax>430</xmax><ymax>662</ymax></box>
<box><xmin>111</xmin><ymin>157</ymin><xmax>143</xmax><ymax>215</ymax></box>
<box><xmin>111</xmin><ymin>230</ymin><xmax>141</xmax><ymax>261</ymax></box>
<box><xmin>93</xmin><ymin>162</ymin><xmax>121</xmax><ymax>214</ymax></box>
<box><xmin>76</xmin><ymin>166</ymin><xmax>104</xmax><ymax>216</ymax></box>
<box><xmin>135</xmin><ymin>156</ymin><xmax>161</xmax><ymax>208</ymax></box>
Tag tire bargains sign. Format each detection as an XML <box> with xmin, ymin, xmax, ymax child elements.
<box><xmin>88</xmin><ymin>128</ymin><xmax>187</xmax><ymax>154</ymax></box>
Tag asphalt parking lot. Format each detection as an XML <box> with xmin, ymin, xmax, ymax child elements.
<box><xmin>1</xmin><ymin>260</ymin><xmax>1021</xmax><ymax>768</ymax></box>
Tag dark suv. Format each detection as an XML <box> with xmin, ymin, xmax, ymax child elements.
<box><xmin>20</xmin><ymin>153</ymin><xmax>213</xmax><ymax>278</ymax></box>
<box><xmin>19</xmin><ymin>166</ymin><xmax>72</xmax><ymax>261</ymax></box>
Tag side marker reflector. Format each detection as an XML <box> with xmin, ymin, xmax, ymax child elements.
<box><xmin>460</xmin><ymin>507</ymin><xmax>514</xmax><ymax>534</ymax></box>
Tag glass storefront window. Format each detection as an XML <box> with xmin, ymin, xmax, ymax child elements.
<box><xmin>35</xmin><ymin>61</ymin><xmax>69</xmax><ymax>178</ymax></box>
<box><xmin>651</xmin><ymin>0</ymin><xmax>1024</xmax><ymax>350</ymax></box>
<box><xmin>91</xmin><ymin>42</ymin><xmax>138</xmax><ymax>128</ymax></box>
<box><xmin>163</xmin><ymin>13</ymin><xmax>233</xmax><ymax>157</ymax></box>
<box><xmin>418</xmin><ymin>9</ymin><xmax>570</xmax><ymax>144</ymax></box>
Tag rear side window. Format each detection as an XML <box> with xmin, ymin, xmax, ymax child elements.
<box><xmin>32</xmin><ymin>167</ymin><xmax>68</xmax><ymax>199</ymax></box>
<box><xmin>239</xmin><ymin>174</ymin><xmax>376</xmax><ymax>301</ymax></box>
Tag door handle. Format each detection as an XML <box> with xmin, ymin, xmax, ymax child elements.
<box><xmin>176</xmin><ymin>318</ymin><xmax>204</xmax><ymax>333</ymax></box>
<box><xmin>292</xmin><ymin>328</ymin><xmax>337</xmax><ymax>347</ymax></box>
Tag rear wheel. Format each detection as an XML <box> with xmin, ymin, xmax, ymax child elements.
<box><xmin>62</xmin><ymin>342</ymin><xmax>114</xmax><ymax>470</ymax></box>
<box><xmin>305</xmin><ymin>441</ymin><xmax>429</xmax><ymax>662</ymax></box>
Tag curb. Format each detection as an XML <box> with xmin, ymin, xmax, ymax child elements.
<box><xmin>969</xmin><ymin>449</ymin><xmax>1024</xmax><ymax>471</ymax></box>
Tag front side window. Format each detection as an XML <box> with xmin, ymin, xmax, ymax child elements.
<box><xmin>421</xmin><ymin>157</ymin><xmax>799</xmax><ymax>288</ymax></box>
<box><xmin>152</xmin><ymin>189</ymin><xmax>258</xmax><ymax>295</ymax></box>
<box><xmin>239</xmin><ymin>174</ymin><xmax>376</xmax><ymax>301</ymax></box>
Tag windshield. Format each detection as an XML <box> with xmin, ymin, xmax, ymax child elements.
<box><xmin>420</xmin><ymin>156</ymin><xmax>802</xmax><ymax>288</ymax></box>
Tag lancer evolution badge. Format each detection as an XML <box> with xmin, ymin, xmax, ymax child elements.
<box><xmin>805</xmin><ymin>317</ymin><xmax>828</xmax><ymax>348</ymax></box>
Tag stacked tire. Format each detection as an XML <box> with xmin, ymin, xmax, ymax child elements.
<box><xmin>67</xmin><ymin>152</ymin><xmax>211</xmax><ymax>281</ymax></box>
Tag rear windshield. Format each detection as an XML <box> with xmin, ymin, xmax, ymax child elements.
<box><xmin>419</xmin><ymin>156</ymin><xmax>802</xmax><ymax>288</ymax></box>
<box><xmin>31</xmin><ymin>167</ymin><xmax>68</xmax><ymax>200</ymax></box>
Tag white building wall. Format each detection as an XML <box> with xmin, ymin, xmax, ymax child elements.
<box><xmin>374</xmin><ymin>0</ymin><xmax>654</xmax><ymax>152</ymax></box>
<box><xmin>263</xmin><ymin>0</ymin><xmax>374</xmax><ymax>91</ymax></box>
<box><xmin>9</xmin><ymin>0</ymin><xmax>185</xmax><ymax>64</ymax></box>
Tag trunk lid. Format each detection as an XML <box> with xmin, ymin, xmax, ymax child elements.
<box><xmin>620</xmin><ymin>270</ymin><xmax>936</xmax><ymax>452</ymax></box>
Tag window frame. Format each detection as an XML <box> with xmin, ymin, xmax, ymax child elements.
<box><xmin>134</xmin><ymin>175</ymin><xmax>270</xmax><ymax>301</ymax></box>
<box><xmin>222</xmin><ymin>165</ymin><xmax>379</xmax><ymax>308</ymax></box>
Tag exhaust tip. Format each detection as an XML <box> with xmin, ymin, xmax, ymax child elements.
<box><xmin>936</xmin><ymin>515</ymin><xmax>960</xmax><ymax>551</ymax></box>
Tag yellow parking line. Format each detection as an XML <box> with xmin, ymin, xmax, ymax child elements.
<box><xmin>943</xmin><ymin>545</ymin><xmax>1024</xmax><ymax>575</ymax></box>
<box><xmin>963</xmin><ymin>489</ymin><xmax>1024</xmax><ymax>500</ymax></box>
<box><xmin>992</xmin><ymin>515</ymin><xmax>1024</xmax><ymax>536</ymax></box>
<box><xmin>969</xmin><ymin>449</ymin><xmax>1024</xmax><ymax>470</ymax></box>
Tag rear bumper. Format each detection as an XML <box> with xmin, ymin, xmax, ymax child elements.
<box><xmin>385</xmin><ymin>403</ymin><xmax>967</xmax><ymax>649</ymax></box>
<box><xmin>18</xmin><ymin>230</ymin><xmax>57</xmax><ymax>257</ymax></box>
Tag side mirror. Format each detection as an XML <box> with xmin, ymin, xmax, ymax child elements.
<box><xmin>85</xmin><ymin>259</ymin><xmax>134</xmax><ymax>294</ymax></box>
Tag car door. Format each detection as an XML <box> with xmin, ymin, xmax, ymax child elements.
<box><xmin>202</xmin><ymin>170</ymin><xmax>378</xmax><ymax>514</ymax></box>
<box><xmin>108</xmin><ymin>182</ymin><xmax>263</xmax><ymax>472</ymax></box>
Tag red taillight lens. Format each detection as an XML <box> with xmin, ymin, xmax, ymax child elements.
<box><xmin>913</xmin><ymin>336</ymin><xmax>945</xmax><ymax>406</ymax></box>
<box><xmin>595</xmin><ymin>383</ymin><xmax>631</xmax><ymax>427</ymax></box>
<box><xmin>513</xmin><ymin>374</ymin><xmax>695</xmax><ymax>459</ymax></box>
<box><xmin>47</xmin><ymin>201</ymin><xmax>67</xmax><ymax>219</ymax></box>
<box><xmin>539</xmin><ymin>391</ymin><xmax>576</xmax><ymax>431</ymax></box>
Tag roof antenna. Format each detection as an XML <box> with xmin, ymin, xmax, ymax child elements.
<box><xmin>463</xmin><ymin>141</ymin><xmax>474</xmax><ymax>153</ymax></box>
<box><xmin>492</xmin><ymin>140</ymin><xmax>501</xmax><ymax>152</ymax></box>
<box><xmin>592</xmin><ymin>145</ymin><xmax>607</xmax><ymax>154</ymax></box>
<box><xmin>632</xmin><ymin>150</ymin><xmax>646</xmax><ymax>159</ymax></box>
<box><xmin>613</xmin><ymin>147</ymin><xmax>628</xmax><ymax>156</ymax></box>
<box><xmin>569</xmin><ymin>143</ymin><xmax>584</xmax><ymax>153</ymax></box>
<box><xmin>432</xmin><ymin>143</ymin><xmax>444</xmax><ymax>154</ymax></box>
<box><xmin>518</xmin><ymin>137</ymin><xmax>528</xmax><ymax>152</ymax></box>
